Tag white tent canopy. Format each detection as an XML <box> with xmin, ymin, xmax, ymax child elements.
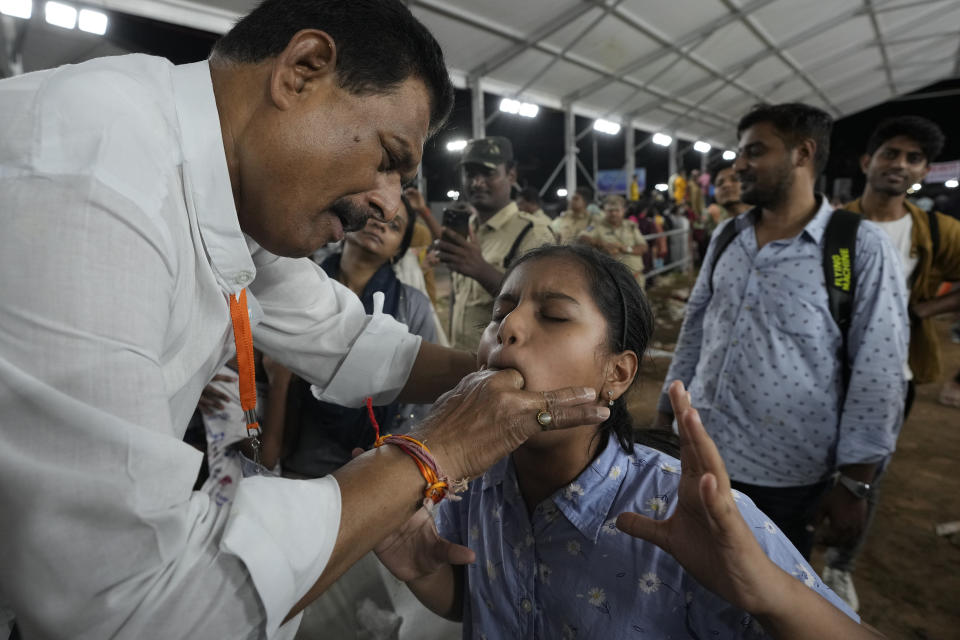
<box><xmin>64</xmin><ymin>0</ymin><xmax>960</xmax><ymax>149</ymax></box>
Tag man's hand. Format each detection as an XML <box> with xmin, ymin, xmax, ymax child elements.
<box><xmin>374</xmin><ymin>507</ymin><xmax>475</xmax><ymax>582</ymax></box>
<box><xmin>197</xmin><ymin>374</ymin><xmax>237</xmax><ymax>415</ymax></box>
<box><xmin>412</xmin><ymin>368</ymin><xmax>609</xmax><ymax>482</ymax></box>
<box><xmin>616</xmin><ymin>381</ymin><xmax>779</xmax><ymax>614</ymax></box>
<box><xmin>436</xmin><ymin>229</ymin><xmax>503</xmax><ymax>296</ymax></box>
<box><xmin>813</xmin><ymin>483</ymin><xmax>869</xmax><ymax>548</ymax></box>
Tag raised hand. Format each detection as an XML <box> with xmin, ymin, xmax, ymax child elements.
<box><xmin>615</xmin><ymin>380</ymin><xmax>779</xmax><ymax>613</ymax></box>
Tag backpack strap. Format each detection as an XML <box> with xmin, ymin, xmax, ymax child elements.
<box><xmin>822</xmin><ymin>209</ymin><xmax>861</xmax><ymax>390</ymax></box>
<box><xmin>707</xmin><ymin>219</ymin><xmax>742</xmax><ymax>294</ymax></box>
<box><xmin>503</xmin><ymin>221</ymin><xmax>534</xmax><ymax>269</ymax></box>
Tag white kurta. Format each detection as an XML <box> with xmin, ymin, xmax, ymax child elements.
<box><xmin>0</xmin><ymin>54</ymin><xmax>422</xmax><ymax>639</ymax></box>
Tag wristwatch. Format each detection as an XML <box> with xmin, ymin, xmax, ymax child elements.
<box><xmin>836</xmin><ymin>474</ymin><xmax>874</xmax><ymax>500</ymax></box>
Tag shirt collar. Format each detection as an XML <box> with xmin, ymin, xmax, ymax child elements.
<box><xmin>480</xmin><ymin>435</ymin><xmax>629</xmax><ymax>541</ymax></box>
<box><xmin>171</xmin><ymin>61</ymin><xmax>255</xmax><ymax>296</ymax></box>
<box><xmin>552</xmin><ymin>435</ymin><xmax>627</xmax><ymax>542</ymax></box>
<box><xmin>734</xmin><ymin>193</ymin><xmax>832</xmax><ymax>244</ymax></box>
<box><xmin>477</xmin><ymin>201</ymin><xmax>519</xmax><ymax>231</ymax></box>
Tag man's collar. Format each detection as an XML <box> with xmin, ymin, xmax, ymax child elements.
<box><xmin>478</xmin><ymin>201</ymin><xmax>519</xmax><ymax>231</ymax></box>
<box><xmin>172</xmin><ymin>60</ymin><xmax>255</xmax><ymax>296</ymax></box>
<box><xmin>736</xmin><ymin>194</ymin><xmax>832</xmax><ymax>243</ymax></box>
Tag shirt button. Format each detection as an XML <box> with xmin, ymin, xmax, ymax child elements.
<box><xmin>235</xmin><ymin>271</ymin><xmax>253</xmax><ymax>285</ymax></box>
<box><xmin>521</xmin><ymin>598</ymin><xmax>532</xmax><ymax>612</ymax></box>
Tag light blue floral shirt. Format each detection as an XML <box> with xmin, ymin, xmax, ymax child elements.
<box><xmin>435</xmin><ymin>435</ymin><xmax>857</xmax><ymax>639</ymax></box>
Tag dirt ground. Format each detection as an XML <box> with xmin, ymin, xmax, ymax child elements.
<box><xmin>437</xmin><ymin>267</ymin><xmax>960</xmax><ymax>638</ymax></box>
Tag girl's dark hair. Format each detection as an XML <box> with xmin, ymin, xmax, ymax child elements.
<box><xmin>392</xmin><ymin>196</ymin><xmax>419</xmax><ymax>264</ymax></box>
<box><xmin>505</xmin><ymin>245</ymin><xmax>655</xmax><ymax>453</ymax></box>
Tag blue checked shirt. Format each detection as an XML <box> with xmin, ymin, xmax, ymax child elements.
<box><xmin>659</xmin><ymin>197</ymin><xmax>909</xmax><ymax>486</ymax></box>
<box><xmin>435</xmin><ymin>435</ymin><xmax>856</xmax><ymax>639</ymax></box>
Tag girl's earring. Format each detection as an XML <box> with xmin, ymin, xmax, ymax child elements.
<box><xmin>607</xmin><ymin>390</ymin><xmax>615</xmax><ymax>407</ymax></box>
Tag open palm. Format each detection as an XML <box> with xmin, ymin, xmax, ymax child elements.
<box><xmin>616</xmin><ymin>381</ymin><xmax>779</xmax><ymax>613</ymax></box>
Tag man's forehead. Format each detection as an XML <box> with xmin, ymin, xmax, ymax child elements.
<box><xmin>875</xmin><ymin>135</ymin><xmax>924</xmax><ymax>155</ymax></box>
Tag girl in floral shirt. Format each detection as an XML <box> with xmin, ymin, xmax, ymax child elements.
<box><xmin>375</xmin><ymin>245</ymin><xmax>881</xmax><ymax>640</ymax></box>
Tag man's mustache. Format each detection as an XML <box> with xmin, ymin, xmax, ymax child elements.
<box><xmin>330</xmin><ymin>199</ymin><xmax>383</xmax><ymax>232</ymax></box>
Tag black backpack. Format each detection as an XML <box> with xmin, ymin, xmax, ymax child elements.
<box><xmin>708</xmin><ymin>209</ymin><xmax>861</xmax><ymax>387</ymax></box>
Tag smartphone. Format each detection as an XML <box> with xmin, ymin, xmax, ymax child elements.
<box><xmin>442</xmin><ymin>206</ymin><xmax>471</xmax><ymax>239</ymax></box>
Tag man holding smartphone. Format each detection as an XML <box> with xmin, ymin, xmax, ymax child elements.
<box><xmin>437</xmin><ymin>137</ymin><xmax>554</xmax><ymax>351</ymax></box>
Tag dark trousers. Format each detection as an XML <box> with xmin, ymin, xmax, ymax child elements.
<box><xmin>731</xmin><ymin>479</ymin><xmax>830</xmax><ymax>559</ymax></box>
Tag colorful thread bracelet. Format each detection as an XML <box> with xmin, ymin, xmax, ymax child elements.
<box><xmin>365</xmin><ymin>397</ymin><xmax>465</xmax><ymax>509</ymax></box>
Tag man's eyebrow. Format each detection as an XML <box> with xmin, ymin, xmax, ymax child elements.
<box><xmin>739</xmin><ymin>141</ymin><xmax>764</xmax><ymax>154</ymax></box>
<box><xmin>389</xmin><ymin>137</ymin><xmax>419</xmax><ymax>184</ymax></box>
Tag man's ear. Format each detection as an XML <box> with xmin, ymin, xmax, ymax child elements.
<box><xmin>269</xmin><ymin>29</ymin><xmax>337</xmax><ymax>111</ymax></box>
<box><xmin>859</xmin><ymin>153</ymin><xmax>871</xmax><ymax>176</ymax></box>
<box><xmin>507</xmin><ymin>165</ymin><xmax>518</xmax><ymax>183</ymax></box>
<box><xmin>604</xmin><ymin>350</ymin><xmax>639</xmax><ymax>403</ymax></box>
<box><xmin>794</xmin><ymin>137</ymin><xmax>817</xmax><ymax>171</ymax></box>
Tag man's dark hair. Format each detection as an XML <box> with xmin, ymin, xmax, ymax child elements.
<box><xmin>518</xmin><ymin>187</ymin><xmax>541</xmax><ymax>206</ymax></box>
<box><xmin>212</xmin><ymin>0</ymin><xmax>454</xmax><ymax>132</ymax></box>
<box><xmin>709</xmin><ymin>158</ymin><xmax>735</xmax><ymax>184</ymax></box>
<box><xmin>575</xmin><ymin>186</ymin><xmax>594</xmax><ymax>203</ymax></box>
<box><xmin>737</xmin><ymin>103</ymin><xmax>833</xmax><ymax>177</ymax></box>
<box><xmin>865</xmin><ymin>115</ymin><xmax>945</xmax><ymax>164</ymax></box>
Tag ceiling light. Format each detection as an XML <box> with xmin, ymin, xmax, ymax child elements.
<box><xmin>655</xmin><ymin>183</ymin><xmax>668</xmax><ymax>192</ymax></box>
<box><xmin>652</xmin><ymin>133</ymin><xmax>672</xmax><ymax>147</ymax></box>
<box><xmin>693</xmin><ymin>141</ymin><xmax>711</xmax><ymax>153</ymax></box>
<box><xmin>45</xmin><ymin>1</ymin><xmax>76</xmax><ymax>28</ymax></box>
<box><xmin>557</xmin><ymin>188</ymin><xmax>568</xmax><ymax>197</ymax></box>
<box><xmin>911</xmin><ymin>183</ymin><xmax>922</xmax><ymax>191</ymax></box>
<box><xmin>446</xmin><ymin>139</ymin><xmax>467</xmax><ymax>152</ymax></box>
<box><xmin>0</xmin><ymin>0</ymin><xmax>32</xmax><ymax>19</ymax></box>
<box><xmin>593</xmin><ymin>119</ymin><xmax>621</xmax><ymax>136</ymax></box>
<box><xmin>499</xmin><ymin>98</ymin><xmax>538</xmax><ymax>119</ymax></box>
<box><xmin>722</xmin><ymin>150</ymin><xmax>736</xmax><ymax>161</ymax></box>
<box><xmin>945</xmin><ymin>179</ymin><xmax>958</xmax><ymax>189</ymax></box>
<box><xmin>78</xmin><ymin>8</ymin><xmax>107</xmax><ymax>34</ymax></box>
<box><xmin>446</xmin><ymin>190</ymin><xmax>460</xmax><ymax>199</ymax></box>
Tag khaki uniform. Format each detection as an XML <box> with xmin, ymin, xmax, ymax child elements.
<box><xmin>581</xmin><ymin>218</ymin><xmax>648</xmax><ymax>288</ymax></box>
<box><xmin>550</xmin><ymin>210</ymin><xmax>599</xmax><ymax>245</ymax></box>
<box><xmin>451</xmin><ymin>202</ymin><xmax>555</xmax><ymax>351</ymax></box>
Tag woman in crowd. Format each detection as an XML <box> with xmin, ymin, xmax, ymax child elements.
<box><xmin>261</xmin><ymin>196</ymin><xmax>437</xmax><ymax>476</ymax></box>
<box><xmin>374</xmin><ymin>245</ymin><xmax>881</xmax><ymax>639</ymax></box>
<box><xmin>579</xmin><ymin>194</ymin><xmax>649</xmax><ymax>288</ymax></box>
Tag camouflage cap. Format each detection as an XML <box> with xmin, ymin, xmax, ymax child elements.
<box><xmin>460</xmin><ymin>136</ymin><xmax>514</xmax><ymax>169</ymax></box>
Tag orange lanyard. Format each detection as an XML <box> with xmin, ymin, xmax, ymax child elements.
<box><xmin>228</xmin><ymin>289</ymin><xmax>261</xmax><ymax>440</ymax></box>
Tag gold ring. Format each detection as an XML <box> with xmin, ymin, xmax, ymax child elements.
<box><xmin>536</xmin><ymin>410</ymin><xmax>553</xmax><ymax>429</ymax></box>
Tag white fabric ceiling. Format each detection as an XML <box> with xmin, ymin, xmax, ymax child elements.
<box><xmin>84</xmin><ymin>0</ymin><xmax>960</xmax><ymax>146</ymax></box>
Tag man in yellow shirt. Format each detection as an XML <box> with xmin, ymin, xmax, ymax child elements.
<box><xmin>550</xmin><ymin>186</ymin><xmax>598</xmax><ymax>244</ymax></box>
<box><xmin>437</xmin><ymin>137</ymin><xmax>554</xmax><ymax>351</ymax></box>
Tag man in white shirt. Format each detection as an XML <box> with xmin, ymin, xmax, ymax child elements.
<box><xmin>0</xmin><ymin>1</ymin><xmax>608</xmax><ymax>638</ymax></box>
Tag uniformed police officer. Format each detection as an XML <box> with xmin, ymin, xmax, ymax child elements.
<box><xmin>579</xmin><ymin>194</ymin><xmax>649</xmax><ymax>288</ymax></box>
<box><xmin>437</xmin><ymin>137</ymin><xmax>555</xmax><ymax>351</ymax></box>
